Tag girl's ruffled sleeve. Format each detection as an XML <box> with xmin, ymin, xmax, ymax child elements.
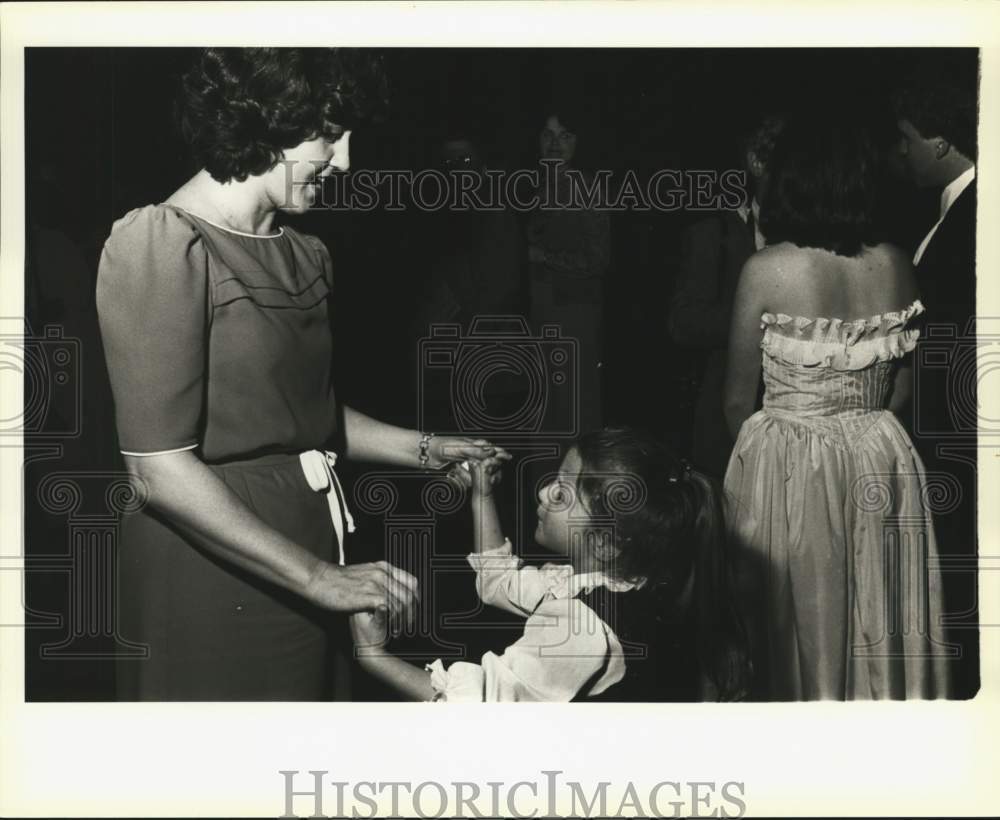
<box><xmin>424</xmin><ymin>599</ymin><xmax>618</xmax><ymax>702</ymax></box>
<box><xmin>96</xmin><ymin>206</ymin><xmax>210</xmax><ymax>455</ymax></box>
<box><xmin>466</xmin><ymin>540</ymin><xmax>555</xmax><ymax>617</ymax></box>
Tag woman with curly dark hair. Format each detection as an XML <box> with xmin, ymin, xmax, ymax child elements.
<box><xmin>96</xmin><ymin>48</ymin><xmax>505</xmax><ymax>700</ymax></box>
<box><xmin>722</xmin><ymin>110</ymin><xmax>952</xmax><ymax>700</ymax></box>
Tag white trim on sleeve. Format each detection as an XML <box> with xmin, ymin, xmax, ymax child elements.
<box><xmin>120</xmin><ymin>443</ymin><xmax>199</xmax><ymax>457</ymax></box>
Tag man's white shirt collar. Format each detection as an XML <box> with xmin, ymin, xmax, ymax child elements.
<box><xmin>941</xmin><ymin>166</ymin><xmax>976</xmax><ymax>221</ymax></box>
<box><xmin>913</xmin><ymin>166</ymin><xmax>975</xmax><ymax>266</ymax></box>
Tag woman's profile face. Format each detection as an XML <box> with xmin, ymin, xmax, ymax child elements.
<box><xmin>539</xmin><ymin>115</ymin><xmax>577</xmax><ymax>165</ymax></box>
<box><xmin>266</xmin><ymin>129</ymin><xmax>352</xmax><ymax>213</ymax></box>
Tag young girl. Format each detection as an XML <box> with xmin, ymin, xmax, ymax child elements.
<box><xmin>350</xmin><ymin>427</ymin><xmax>750</xmax><ymax>702</ymax></box>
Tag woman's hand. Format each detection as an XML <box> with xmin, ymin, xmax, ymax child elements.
<box><xmin>302</xmin><ymin>560</ymin><xmax>419</xmax><ymax>624</ymax></box>
<box><xmin>426</xmin><ymin>436</ymin><xmax>511</xmax><ymax>471</ymax></box>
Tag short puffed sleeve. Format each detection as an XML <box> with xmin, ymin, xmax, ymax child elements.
<box><xmin>96</xmin><ymin>205</ymin><xmax>209</xmax><ymax>455</ymax></box>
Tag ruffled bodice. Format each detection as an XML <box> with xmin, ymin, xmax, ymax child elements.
<box><xmin>759</xmin><ymin>300</ymin><xmax>923</xmax><ymax>423</ymax></box>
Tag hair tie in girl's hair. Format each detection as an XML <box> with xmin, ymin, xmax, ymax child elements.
<box><xmin>669</xmin><ymin>459</ymin><xmax>694</xmax><ymax>484</ymax></box>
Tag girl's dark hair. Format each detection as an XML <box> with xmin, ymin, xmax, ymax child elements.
<box><xmin>573</xmin><ymin>427</ymin><xmax>751</xmax><ymax>701</ymax></box>
<box><xmin>178</xmin><ymin>48</ymin><xmax>388</xmax><ymax>183</ymax></box>
<box><xmin>758</xmin><ymin>110</ymin><xmax>888</xmax><ymax>257</ymax></box>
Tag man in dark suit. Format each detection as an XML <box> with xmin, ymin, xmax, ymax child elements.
<box><xmin>668</xmin><ymin>115</ymin><xmax>784</xmax><ymax>479</ymax></box>
<box><xmin>893</xmin><ymin>58</ymin><xmax>978</xmax><ymax>698</ymax></box>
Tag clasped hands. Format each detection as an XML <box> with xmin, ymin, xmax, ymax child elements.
<box><xmin>349</xmin><ymin>439</ymin><xmax>510</xmax><ymax>651</ymax></box>
<box><xmin>422</xmin><ymin>435</ymin><xmax>509</xmax><ymax>472</ymax></box>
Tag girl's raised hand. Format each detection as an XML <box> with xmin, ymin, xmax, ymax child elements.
<box><xmin>469</xmin><ymin>455</ymin><xmax>504</xmax><ymax>497</ymax></box>
<box><xmin>442</xmin><ymin>455</ymin><xmax>503</xmax><ymax>495</ymax></box>
<box><xmin>350</xmin><ymin>607</ymin><xmax>390</xmax><ymax>653</ymax></box>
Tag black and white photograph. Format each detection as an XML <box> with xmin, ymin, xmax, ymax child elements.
<box><xmin>2</xmin><ymin>2</ymin><xmax>998</xmax><ymax>818</ymax></box>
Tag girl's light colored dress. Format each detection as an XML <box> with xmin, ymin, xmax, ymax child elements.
<box><xmin>426</xmin><ymin>541</ymin><xmax>636</xmax><ymax>701</ymax></box>
<box><xmin>724</xmin><ymin>300</ymin><xmax>953</xmax><ymax>700</ymax></box>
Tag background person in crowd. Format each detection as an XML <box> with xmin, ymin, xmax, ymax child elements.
<box><xmin>416</xmin><ymin>129</ymin><xmax>527</xmax><ymax>335</ymax></box>
<box><xmin>668</xmin><ymin>114</ymin><xmax>785</xmax><ymax>479</ymax></box>
<box><xmin>527</xmin><ymin>106</ymin><xmax>611</xmax><ymax>438</ymax></box>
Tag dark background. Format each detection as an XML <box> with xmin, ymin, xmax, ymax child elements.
<box><xmin>22</xmin><ymin>47</ymin><xmax>965</xmax><ymax>700</ymax></box>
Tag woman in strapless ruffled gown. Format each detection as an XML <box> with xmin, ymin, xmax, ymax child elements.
<box><xmin>722</xmin><ymin>113</ymin><xmax>953</xmax><ymax>700</ymax></box>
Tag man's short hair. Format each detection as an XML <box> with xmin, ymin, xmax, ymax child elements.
<box><xmin>892</xmin><ymin>52</ymin><xmax>979</xmax><ymax>162</ymax></box>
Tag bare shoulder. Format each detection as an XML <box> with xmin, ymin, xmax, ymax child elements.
<box><xmin>867</xmin><ymin>242</ymin><xmax>913</xmax><ymax>272</ymax></box>
<box><xmin>864</xmin><ymin>242</ymin><xmax>920</xmax><ymax>301</ymax></box>
<box><xmin>737</xmin><ymin>244</ymin><xmax>807</xmax><ymax>295</ymax></box>
<box><xmin>747</xmin><ymin>242</ymin><xmax>806</xmax><ymax>270</ymax></box>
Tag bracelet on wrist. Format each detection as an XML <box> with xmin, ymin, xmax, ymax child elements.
<box><xmin>418</xmin><ymin>432</ymin><xmax>436</xmax><ymax>470</ymax></box>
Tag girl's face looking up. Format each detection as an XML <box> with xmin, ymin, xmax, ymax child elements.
<box><xmin>535</xmin><ymin>448</ymin><xmax>603</xmax><ymax>568</ymax></box>
<box><xmin>535</xmin><ymin>448</ymin><xmax>582</xmax><ymax>555</ymax></box>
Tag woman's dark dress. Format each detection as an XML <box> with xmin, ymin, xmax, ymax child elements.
<box><xmin>97</xmin><ymin>204</ymin><xmax>342</xmax><ymax>700</ymax></box>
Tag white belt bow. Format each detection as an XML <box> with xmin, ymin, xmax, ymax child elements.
<box><xmin>299</xmin><ymin>450</ymin><xmax>356</xmax><ymax>565</ymax></box>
